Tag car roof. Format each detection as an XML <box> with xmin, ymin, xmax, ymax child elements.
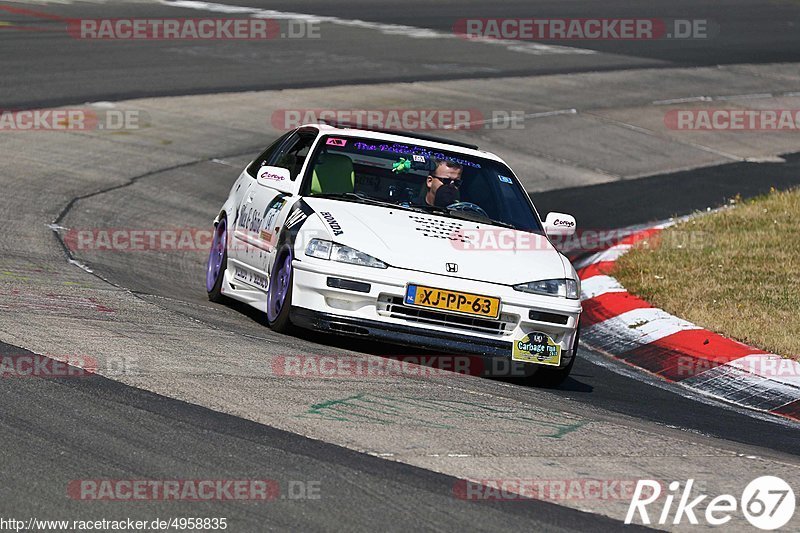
<box><xmin>305</xmin><ymin>123</ymin><xmax>507</xmax><ymax>164</ymax></box>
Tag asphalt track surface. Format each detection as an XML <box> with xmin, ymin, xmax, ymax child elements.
<box><xmin>1</xmin><ymin>1</ymin><xmax>800</xmax><ymax>531</ymax></box>
<box><xmin>2</xmin><ymin>0</ymin><xmax>800</xmax><ymax>108</ymax></box>
<box><xmin>1</xmin><ymin>340</ymin><xmax>651</xmax><ymax>532</ymax></box>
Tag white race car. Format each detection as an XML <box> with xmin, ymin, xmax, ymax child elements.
<box><xmin>206</xmin><ymin>124</ymin><xmax>582</xmax><ymax>385</ymax></box>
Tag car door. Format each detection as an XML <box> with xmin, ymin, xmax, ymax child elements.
<box><xmin>238</xmin><ymin>128</ymin><xmax>318</xmax><ymax>289</ymax></box>
<box><xmin>229</xmin><ymin>131</ymin><xmax>290</xmax><ymax>287</ymax></box>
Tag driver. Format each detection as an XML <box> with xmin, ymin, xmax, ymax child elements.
<box><xmin>418</xmin><ymin>158</ymin><xmax>463</xmax><ymax>207</ymax></box>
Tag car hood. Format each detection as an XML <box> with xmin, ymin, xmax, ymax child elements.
<box><xmin>303</xmin><ymin>198</ymin><xmax>568</xmax><ymax>285</ymax></box>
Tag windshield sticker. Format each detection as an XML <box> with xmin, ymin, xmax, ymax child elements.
<box><xmin>326</xmin><ymin>137</ymin><xmax>347</xmax><ymax>147</ymax></box>
<box><xmin>352</xmin><ymin>142</ymin><xmax>481</xmax><ymax>169</ymax></box>
<box><xmin>320</xmin><ymin>211</ymin><xmax>344</xmax><ymax>236</ymax></box>
<box><xmin>392</xmin><ymin>157</ymin><xmax>412</xmax><ymax>174</ymax></box>
<box><xmin>353</xmin><ymin>142</ymin><xmax>377</xmax><ymax>151</ymax></box>
<box><xmin>498</xmin><ymin>175</ymin><xmax>513</xmax><ymax>184</ymax></box>
<box><xmin>413</xmin><ymin>154</ymin><xmax>426</xmax><ymax>163</ymax></box>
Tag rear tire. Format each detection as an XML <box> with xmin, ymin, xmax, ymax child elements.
<box><xmin>206</xmin><ymin>217</ymin><xmax>228</xmax><ymax>303</ymax></box>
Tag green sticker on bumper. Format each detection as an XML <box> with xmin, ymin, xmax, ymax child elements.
<box><xmin>512</xmin><ymin>332</ymin><xmax>561</xmax><ymax>366</ymax></box>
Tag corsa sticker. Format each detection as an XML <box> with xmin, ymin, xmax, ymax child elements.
<box><xmin>257</xmin><ymin>167</ymin><xmax>286</xmax><ymax>181</ymax></box>
<box><xmin>552</xmin><ymin>218</ymin><xmax>575</xmax><ymax>228</ymax></box>
<box><xmin>320</xmin><ymin>211</ymin><xmax>344</xmax><ymax>236</ymax></box>
<box><xmin>512</xmin><ymin>332</ymin><xmax>561</xmax><ymax>366</ymax></box>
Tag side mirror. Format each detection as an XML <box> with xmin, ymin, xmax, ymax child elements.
<box><xmin>255</xmin><ymin>165</ymin><xmax>294</xmax><ymax>193</ymax></box>
<box><xmin>543</xmin><ymin>212</ymin><xmax>577</xmax><ymax>237</ymax></box>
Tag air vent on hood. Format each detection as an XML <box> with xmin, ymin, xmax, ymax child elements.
<box><xmin>408</xmin><ymin>215</ymin><xmax>473</xmax><ymax>244</ymax></box>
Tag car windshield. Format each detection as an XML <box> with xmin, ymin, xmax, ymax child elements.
<box><xmin>301</xmin><ymin>135</ymin><xmax>543</xmax><ymax>233</ymax></box>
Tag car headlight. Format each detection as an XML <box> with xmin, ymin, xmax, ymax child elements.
<box><xmin>305</xmin><ymin>239</ymin><xmax>387</xmax><ymax>269</ymax></box>
<box><xmin>513</xmin><ymin>278</ymin><xmax>579</xmax><ymax>299</ymax></box>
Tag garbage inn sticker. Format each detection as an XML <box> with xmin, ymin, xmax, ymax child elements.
<box><xmin>512</xmin><ymin>332</ymin><xmax>561</xmax><ymax>366</ymax></box>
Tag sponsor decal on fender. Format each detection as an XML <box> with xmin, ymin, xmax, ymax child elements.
<box><xmin>319</xmin><ymin>211</ymin><xmax>344</xmax><ymax>236</ymax></box>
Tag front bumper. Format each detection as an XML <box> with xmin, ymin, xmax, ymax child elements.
<box><xmin>291</xmin><ymin>307</ymin><xmax>512</xmax><ymax>357</ymax></box>
<box><xmin>291</xmin><ymin>258</ymin><xmax>581</xmax><ymax>368</ymax></box>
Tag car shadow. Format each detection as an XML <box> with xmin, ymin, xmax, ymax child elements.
<box><xmin>218</xmin><ymin>296</ymin><xmax>594</xmax><ymax>392</ymax></box>
<box><xmin>542</xmin><ymin>376</ymin><xmax>593</xmax><ymax>393</ymax></box>
<box><xmin>303</xmin><ymin>326</ymin><xmax>595</xmax><ymax>393</ymax></box>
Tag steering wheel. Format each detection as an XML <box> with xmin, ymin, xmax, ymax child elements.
<box><xmin>447</xmin><ymin>201</ymin><xmax>489</xmax><ymax>218</ymax></box>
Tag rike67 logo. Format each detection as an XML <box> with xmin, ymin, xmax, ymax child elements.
<box><xmin>626</xmin><ymin>476</ymin><xmax>795</xmax><ymax>530</ymax></box>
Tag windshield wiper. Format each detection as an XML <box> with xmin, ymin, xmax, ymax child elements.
<box><xmin>314</xmin><ymin>194</ymin><xmax>520</xmax><ymax>230</ymax></box>
<box><xmin>453</xmin><ymin>211</ymin><xmax>517</xmax><ymax>229</ymax></box>
<box><xmin>408</xmin><ymin>204</ymin><xmax>449</xmax><ymax>214</ymax></box>
<box><xmin>410</xmin><ymin>204</ymin><xmax>517</xmax><ymax>230</ymax></box>
<box><xmin>312</xmin><ymin>192</ymin><xmax>412</xmax><ymax>210</ymax></box>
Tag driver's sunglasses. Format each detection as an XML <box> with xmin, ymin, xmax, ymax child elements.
<box><xmin>430</xmin><ymin>175</ymin><xmax>461</xmax><ymax>187</ymax></box>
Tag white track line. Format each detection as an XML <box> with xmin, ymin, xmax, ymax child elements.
<box><xmin>652</xmin><ymin>91</ymin><xmax>800</xmax><ymax>106</ymax></box>
<box><xmin>162</xmin><ymin>0</ymin><xmax>596</xmax><ymax>56</ymax></box>
<box><xmin>580</xmin><ymin>275</ymin><xmax>625</xmax><ymax>300</ymax></box>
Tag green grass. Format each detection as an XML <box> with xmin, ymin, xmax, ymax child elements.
<box><xmin>613</xmin><ymin>188</ymin><xmax>800</xmax><ymax>361</ymax></box>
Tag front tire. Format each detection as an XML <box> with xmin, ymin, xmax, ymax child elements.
<box><xmin>266</xmin><ymin>247</ymin><xmax>295</xmax><ymax>333</ymax></box>
<box><xmin>526</xmin><ymin>326</ymin><xmax>579</xmax><ymax>388</ymax></box>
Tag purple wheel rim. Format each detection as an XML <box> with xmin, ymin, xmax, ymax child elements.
<box><xmin>267</xmin><ymin>251</ymin><xmax>292</xmax><ymax>322</ymax></box>
<box><xmin>206</xmin><ymin>219</ymin><xmax>226</xmax><ymax>292</ymax></box>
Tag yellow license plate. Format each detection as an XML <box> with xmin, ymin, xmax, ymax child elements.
<box><xmin>404</xmin><ymin>285</ymin><xmax>501</xmax><ymax>319</ymax></box>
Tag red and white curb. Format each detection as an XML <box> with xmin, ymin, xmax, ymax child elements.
<box><xmin>574</xmin><ymin>224</ymin><xmax>800</xmax><ymax>422</ymax></box>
